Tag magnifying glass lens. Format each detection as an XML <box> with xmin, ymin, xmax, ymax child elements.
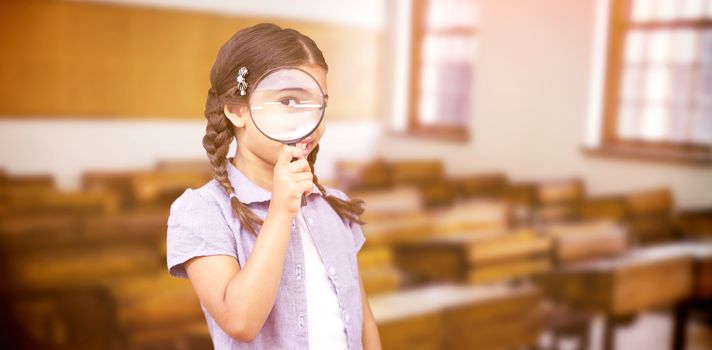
<box><xmin>248</xmin><ymin>68</ymin><xmax>326</xmax><ymax>144</ymax></box>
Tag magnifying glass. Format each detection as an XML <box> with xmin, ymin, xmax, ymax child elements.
<box><xmin>247</xmin><ymin>66</ymin><xmax>328</xmax><ymax>206</ymax></box>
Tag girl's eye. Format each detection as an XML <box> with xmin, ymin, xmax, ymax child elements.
<box><xmin>279</xmin><ymin>97</ymin><xmax>298</xmax><ymax>107</ymax></box>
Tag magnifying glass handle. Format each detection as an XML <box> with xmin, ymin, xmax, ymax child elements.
<box><xmin>290</xmin><ymin>154</ymin><xmax>308</xmax><ymax>208</ymax></box>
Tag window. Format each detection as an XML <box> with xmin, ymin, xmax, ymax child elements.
<box><xmin>406</xmin><ymin>0</ymin><xmax>478</xmax><ymax>141</ymax></box>
<box><xmin>595</xmin><ymin>0</ymin><xmax>712</xmax><ymax>164</ymax></box>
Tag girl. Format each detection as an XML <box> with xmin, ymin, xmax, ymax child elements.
<box><xmin>166</xmin><ymin>23</ymin><xmax>382</xmax><ymax>350</ymax></box>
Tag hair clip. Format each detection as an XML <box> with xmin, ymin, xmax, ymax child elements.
<box><xmin>236</xmin><ymin>66</ymin><xmax>249</xmax><ymax>96</ymax></box>
<box><xmin>229</xmin><ymin>192</ymin><xmax>238</xmax><ymax>200</ymax></box>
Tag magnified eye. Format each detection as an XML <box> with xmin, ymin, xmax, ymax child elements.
<box><xmin>279</xmin><ymin>96</ymin><xmax>298</xmax><ymax>107</ymax></box>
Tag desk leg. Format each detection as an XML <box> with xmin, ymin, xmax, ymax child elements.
<box><xmin>672</xmin><ymin>300</ymin><xmax>689</xmax><ymax>350</ymax></box>
<box><xmin>603</xmin><ymin>315</ymin><xmax>616</xmax><ymax>350</ymax></box>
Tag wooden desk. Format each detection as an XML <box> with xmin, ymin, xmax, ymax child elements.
<box><xmin>370</xmin><ymin>282</ymin><xmax>542</xmax><ymax>350</ymax></box>
<box><xmin>358</xmin><ymin>246</ymin><xmax>401</xmax><ymax>295</ymax></box>
<box><xmin>429</xmin><ymin>199</ymin><xmax>512</xmax><ymax>236</ymax></box>
<box><xmin>545</xmin><ymin>220</ymin><xmax>628</xmax><ymax>266</ymax></box>
<box><xmin>661</xmin><ymin>242</ymin><xmax>712</xmax><ymax>350</ymax></box>
<box><xmin>8</xmin><ymin>244</ymin><xmax>162</xmax><ymax>293</ymax></box>
<box><xmin>551</xmin><ymin>244</ymin><xmax>696</xmax><ymax>350</ymax></box>
<box><xmin>5</xmin><ymin>245</ymin><xmax>163</xmax><ymax>349</ymax></box>
<box><xmin>100</xmin><ymin>272</ymin><xmax>207</xmax><ymax>349</ymax></box>
<box><xmin>395</xmin><ymin>229</ymin><xmax>551</xmax><ymax>285</ymax></box>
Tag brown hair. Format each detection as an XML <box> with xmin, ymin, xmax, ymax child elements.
<box><xmin>202</xmin><ymin>23</ymin><xmax>365</xmax><ymax>236</ymax></box>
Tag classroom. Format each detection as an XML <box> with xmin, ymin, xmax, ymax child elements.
<box><xmin>0</xmin><ymin>1</ymin><xmax>711</xmax><ymax>349</ymax></box>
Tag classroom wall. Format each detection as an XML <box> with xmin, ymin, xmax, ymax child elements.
<box><xmin>0</xmin><ymin>0</ymin><xmax>383</xmax><ymax>189</ymax></box>
<box><xmin>1</xmin><ymin>0</ymin><xmax>710</xmax><ymax>210</ymax></box>
<box><xmin>0</xmin><ymin>1</ymin><xmax>381</xmax><ymax>119</ymax></box>
<box><xmin>376</xmin><ymin>0</ymin><xmax>712</xmax><ymax>211</ymax></box>
<box><xmin>0</xmin><ymin>118</ymin><xmax>381</xmax><ymax>189</ymax></box>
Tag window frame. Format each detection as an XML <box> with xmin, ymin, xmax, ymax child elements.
<box><xmin>402</xmin><ymin>0</ymin><xmax>474</xmax><ymax>143</ymax></box>
<box><xmin>593</xmin><ymin>0</ymin><xmax>712</xmax><ymax>166</ymax></box>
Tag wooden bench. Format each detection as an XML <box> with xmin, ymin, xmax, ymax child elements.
<box><xmin>7</xmin><ymin>244</ymin><xmax>162</xmax><ymax>294</ymax></box>
<box><xmin>534</xmin><ymin>178</ymin><xmax>586</xmax><ymax>225</ymax></box>
<box><xmin>355</xmin><ymin>186</ymin><xmax>433</xmax><ymax>246</ymax></box>
<box><xmin>81</xmin><ymin>169</ymin><xmax>211</xmax><ymax>210</ymax></box>
<box><xmin>0</xmin><ymin>173</ymin><xmax>55</xmax><ymax>191</ymax></box>
<box><xmin>545</xmin><ymin>220</ymin><xmax>628</xmax><ymax>266</ymax></box>
<box><xmin>80</xmin><ymin>209</ymin><xmax>168</xmax><ymax>253</ymax></box>
<box><xmin>430</xmin><ymin>199</ymin><xmax>512</xmax><ymax>236</ymax></box>
<box><xmin>81</xmin><ymin>170</ymin><xmax>137</xmax><ymax>209</ymax></box>
<box><xmin>449</xmin><ymin>173</ymin><xmax>509</xmax><ymax>200</ymax></box>
<box><xmin>625</xmin><ymin>188</ymin><xmax>679</xmax><ymax>245</ymax></box>
<box><xmin>1</xmin><ymin>189</ymin><xmax>119</xmax><ymax>216</ymax></box>
<box><xmin>675</xmin><ymin>207</ymin><xmax>712</xmax><ymax>240</ymax></box>
<box><xmin>580</xmin><ymin>195</ymin><xmax>628</xmax><ymax>222</ymax></box>
<box><xmin>128</xmin><ymin>171</ymin><xmax>212</xmax><ymax>209</ymax></box>
<box><xmin>335</xmin><ymin>158</ymin><xmax>393</xmax><ymax>191</ymax></box>
<box><xmin>503</xmin><ymin>181</ymin><xmax>538</xmax><ymax>227</ymax></box>
<box><xmin>0</xmin><ymin>213</ymin><xmax>81</xmax><ymax>251</ymax></box>
<box><xmin>389</xmin><ymin>160</ymin><xmax>456</xmax><ymax>208</ymax></box>
<box><xmin>389</xmin><ymin>160</ymin><xmax>444</xmax><ymax>186</ymax></box>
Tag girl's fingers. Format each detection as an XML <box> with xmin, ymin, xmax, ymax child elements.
<box><xmin>290</xmin><ymin>172</ymin><xmax>314</xmax><ymax>182</ymax></box>
<box><xmin>298</xmin><ymin>179</ymin><xmax>314</xmax><ymax>195</ymax></box>
<box><xmin>284</xmin><ymin>158</ymin><xmax>311</xmax><ymax>173</ymax></box>
<box><xmin>276</xmin><ymin>145</ymin><xmax>303</xmax><ymax>166</ymax></box>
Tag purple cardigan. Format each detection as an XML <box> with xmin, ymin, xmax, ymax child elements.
<box><xmin>166</xmin><ymin>157</ymin><xmax>366</xmax><ymax>349</ymax></box>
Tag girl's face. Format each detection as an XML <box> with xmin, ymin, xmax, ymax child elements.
<box><xmin>226</xmin><ymin>64</ymin><xmax>328</xmax><ymax>165</ymax></box>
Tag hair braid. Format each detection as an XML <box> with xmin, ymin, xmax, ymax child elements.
<box><xmin>203</xmin><ymin>87</ymin><xmax>263</xmax><ymax>236</ymax></box>
<box><xmin>307</xmin><ymin>143</ymin><xmax>366</xmax><ymax>226</ymax></box>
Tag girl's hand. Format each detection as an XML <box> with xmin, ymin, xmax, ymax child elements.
<box><xmin>269</xmin><ymin>144</ymin><xmax>314</xmax><ymax>218</ymax></box>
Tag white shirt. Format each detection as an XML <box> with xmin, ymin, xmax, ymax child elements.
<box><xmin>296</xmin><ymin>209</ymin><xmax>348</xmax><ymax>349</ymax></box>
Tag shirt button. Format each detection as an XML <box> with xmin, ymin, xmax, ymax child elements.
<box><xmin>298</xmin><ymin>313</ymin><xmax>304</xmax><ymax>328</ymax></box>
<box><xmin>296</xmin><ymin>265</ymin><xmax>302</xmax><ymax>280</ymax></box>
<box><xmin>291</xmin><ymin>221</ymin><xmax>296</xmax><ymax>229</ymax></box>
<box><xmin>329</xmin><ymin>266</ymin><xmax>336</xmax><ymax>276</ymax></box>
<box><xmin>307</xmin><ymin>217</ymin><xmax>314</xmax><ymax>226</ymax></box>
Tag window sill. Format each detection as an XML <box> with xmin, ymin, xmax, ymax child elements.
<box><xmin>581</xmin><ymin>144</ymin><xmax>712</xmax><ymax>167</ymax></box>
